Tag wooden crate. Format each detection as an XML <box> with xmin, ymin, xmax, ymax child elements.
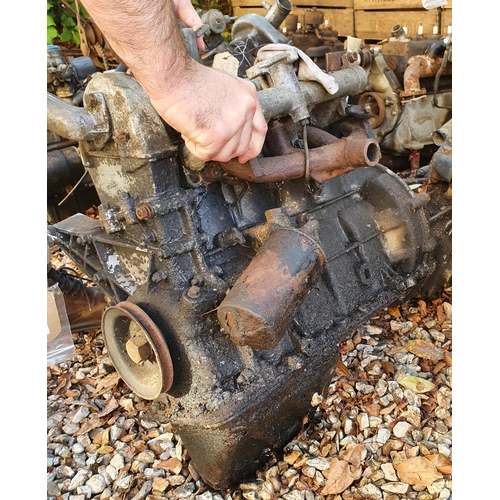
<box><xmin>232</xmin><ymin>3</ymin><xmax>354</xmax><ymax>37</ymax></box>
<box><xmin>354</xmin><ymin>8</ymin><xmax>440</xmax><ymax>40</ymax></box>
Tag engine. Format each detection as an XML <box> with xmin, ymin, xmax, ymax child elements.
<box><xmin>46</xmin><ymin>2</ymin><xmax>451</xmax><ymax>490</ymax></box>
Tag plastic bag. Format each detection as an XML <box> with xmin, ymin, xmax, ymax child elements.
<box><xmin>47</xmin><ymin>283</ymin><xmax>75</xmax><ymax>366</ymax></box>
<box><xmin>421</xmin><ymin>0</ymin><xmax>447</xmax><ymax>9</ymax></box>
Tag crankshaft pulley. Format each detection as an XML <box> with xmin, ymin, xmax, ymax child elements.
<box><xmin>102</xmin><ymin>302</ymin><xmax>174</xmax><ymax>400</ymax></box>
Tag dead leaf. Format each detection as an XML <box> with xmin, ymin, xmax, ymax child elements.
<box><xmin>341</xmin><ymin>444</ymin><xmax>365</xmax><ymax>469</ymax></box>
<box><xmin>395</xmin><ymin>456</ymin><xmax>443</xmax><ymax>486</ymax></box>
<box><xmin>335</xmin><ymin>357</ymin><xmax>351</xmax><ymax>377</ymax></box>
<box><xmin>98</xmin><ymin>397</ymin><xmax>120</xmax><ymax>417</ymax></box>
<box><xmin>364</xmin><ymin>403</ymin><xmax>381</xmax><ymax>416</ymax></box>
<box><xmin>74</xmin><ymin>414</ymin><xmax>104</xmax><ymax>436</ymax></box>
<box><xmin>119</xmin><ymin>397</ymin><xmax>135</xmax><ymax>412</ymax></box>
<box><xmin>426</xmin><ymin>453</ymin><xmax>452</xmax><ymax>474</ymax></box>
<box><xmin>96</xmin><ymin>445</ymin><xmax>114</xmax><ymax>454</ymax></box>
<box><xmin>388</xmin><ymin>305</ymin><xmax>401</xmax><ymax>318</ymax></box>
<box><xmin>436</xmin><ymin>304</ymin><xmax>444</xmax><ymax>323</ymax></box>
<box><xmin>406</xmin><ymin>340</ymin><xmax>444</xmax><ymax>362</ymax></box>
<box><xmin>417</xmin><ymin>299</ymin><xmax>428</xmax><ymax>317</ymax></box>
<box><xmin>398</xmin><ymin>375</ymin><xmax>436</xmax><ymax>394</ymax></box>
<box><xmin>322</xmin><ymin>458</ymin><xmax>362</xmax><ymax>495</ymax></box>
<box><xmin>381</xmin><ymin>361</ymin><xmax>395</xmax><ymax>375</ymax></box>
<box><xmin>54</xmin><ymin>373</ymin><xmax>73</xmax><ymax>395</ymax></box>
<box><xmin>92</xmin><ymin>372</ymin><xmax>121</xmax><ymax>397</ymax></box>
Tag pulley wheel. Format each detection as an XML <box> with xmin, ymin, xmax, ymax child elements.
<box><xmin>102</xmin><ymin>302</ymin><xmax>174</xmax><ymax>400</ymax></box>
<box><xmin>358</xmin><ymin>92</ymin><xmax>386</xmax><ymax>129</ymax></box>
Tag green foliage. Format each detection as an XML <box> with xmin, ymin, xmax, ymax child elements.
<box><xmin>47</xmin><ymin>0</ymin><xmax>89</xmax><ymax>45</ymax></box>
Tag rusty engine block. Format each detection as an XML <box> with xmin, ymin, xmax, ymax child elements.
<box><xmin>46</xmin><ymin>1</ymin><xmax>451</xmax><ymax>489</ymax></box>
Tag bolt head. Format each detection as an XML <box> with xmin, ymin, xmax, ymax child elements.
<box><xmin>126</xmin><ymin>336</ymin><xmax>152</xmax><ymax>363</ymax></box>
<box><xmin>187</xmin><ymin>285</ymin><xmax>201</xmax><ymax>299</ymax></box>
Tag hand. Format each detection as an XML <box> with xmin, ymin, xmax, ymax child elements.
<box><xmin>151</xmin><ymin>63</ymin><xmax>268</xmax><ymax>164</ymax></box>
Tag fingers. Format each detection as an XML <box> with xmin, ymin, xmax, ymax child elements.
<box><xmin>173</xmin><ymin>0</ymin><xmax>205</xmax><ymax>51</ymax></box>
<box><xmin>238</xmin><ymin>103</ymin><xmax>268</xmax><ymax>164</ymax></box>
<box><xmin>182</xmin><ymin>105</ymin><xmax>267</xmax><ymax>164</ymax></box>
<box><xmin>174</xmin><ymin>0</ymin><xmax>202</xmax><ymax>29</ymax></box>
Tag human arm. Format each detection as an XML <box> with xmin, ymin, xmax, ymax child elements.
<box><xmin>79</xmin><ymin>0</ymin><xmax>268</xmax><ymax>163</ymax></box>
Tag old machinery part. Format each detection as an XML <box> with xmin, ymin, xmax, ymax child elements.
<box><xmin>46</xmin><ymin>8</ymin><xmax>451</xmax><ymax>489</ymax></box>
<box><xmin>359</xmin><ymin>28</ymin><xmax>452</xmax><ymax>167</ymax></box>
<box><xmin>217</xmin><ymin>216</ymin><xmax>326</xmax><ymax>350</ymax></box>
<box><xmin>261</xmin><ymin>0</ymin><xmax>293</xmax><ymax>29</ymax></box>
<box><xmin>47</xmin><ymin>47</ymin><xmax>103</xmax><ymax>224</ymax></box>
<box><xmin>357</xmin><ymin>91</ymin><xmax>386</xmax><ymax>129</ymax></box>
<box><xmin>102</xmin><ymin>301</ymin><xmax>174</xmax><ymax>400</ymax></box>
<box><xmin>429</xmin><ymin>119</ymin><xmax>452</xmax><ymax>184</ymax></box>
<box><xmin>47</xmin><ymin>44</ymin><xmax>98</xmax><ymax>105</ymax></box>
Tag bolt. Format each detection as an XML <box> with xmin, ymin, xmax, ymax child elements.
<box><xmin>142</xmin><ymin>230</ymin><xmax>157</xmax><ymax>243</ymax></box>
<box><xmin>126</xmin><ymin>336</ymin><xmax>152</xmax><ymax>364</ymax></box>
<box><xmin>151</xmin><ymin>270</ymin><xmax>168</xmax><ymax>283</ymax></box>
<box><xmin>186</xmin><ymin>285</ymin><xmax>201</xmax><ymax>299</ymax></box>
<box><xmin>76</xmin><ymin>234</ymin><xmax>91</xmax><ymax>245</ymax></box>
<box><xmin>136</xmin><ymin>204</ymin><xmax>153</xmax><ymax>220</ymax></box>
<box><xmin>346</xmin><ymin>51</ymin><xmax>358</xmax><ymax>63</ymax></box>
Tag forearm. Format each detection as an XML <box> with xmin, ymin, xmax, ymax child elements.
<box><xmin>80</xmin><ymin>0</ymin><xmax>194</xmax><ymax>100</ymax></box>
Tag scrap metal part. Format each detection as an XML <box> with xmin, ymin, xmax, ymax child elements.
<box><xmin>46</xmin><ymin>38</ymin><xmax>451</xmax><ymax>489</ymax></box>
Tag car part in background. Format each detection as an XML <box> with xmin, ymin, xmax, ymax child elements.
<box><xmin>281</xmin><ymin>7</ymin><xmax>345</xmax><ymax>69</ymax></box>
<box><xmin>47</xmin><ymin>45</ymin><xmax>102</xmax><ymax>224</ymax></box>
<box><xmin>355</xmin><ymin>25</ymin><xmax>452</xmax><ymax>170</ymax></box>
<box><xmin>46</xmin><ymin>2</ymin><xmax>451</xmax><ymax>491</ymax></box>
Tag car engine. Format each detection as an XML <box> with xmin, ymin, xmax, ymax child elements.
<box><xmin>46</xmin><ymin>1</ymin><xmax>452</xmax><ymax>489</ymax></box>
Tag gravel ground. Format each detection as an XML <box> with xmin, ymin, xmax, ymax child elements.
<box><xmin>47</xmin><ymin>250</ymin><xmax>453</xmax><ymax>500</ymax></box>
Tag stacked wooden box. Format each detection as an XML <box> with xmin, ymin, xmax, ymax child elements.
<box><xmin>229</xmin><ymin>0</ymin><xmax>452</xmax><ymax>42</ymax></box>
<box><xmin>353</xmin><ymin>0</ymin><xmax>452</xmax><ymax>42</ymax></box>
<box><xmin>231</xmin><ymin>0</ymin><xmax>355</xmax><ymax>37</ymax></box>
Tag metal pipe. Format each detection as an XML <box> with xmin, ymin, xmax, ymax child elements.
<box><xmin>264</xmin><ymin>0</ymin><xmax>293</xmax><ymax>29</ymax></box>
<box><xmin>257</xmin><ymin>64</ymin><xmax>368</xmax><ymax>120</ymax></box>
<box><xmin>433</xmin><ymin>119</ymin><xmax>452</xmax><ymax>146</ymax></box>
<box><xmin>220</xmin><ymin>129</ymin><xmax>381</xmax><ymax>183</ymax></box>
<box><xmin>402</xmin><ymin>55</ymin><xmax>442</xmax><ymax>96</ymax></box>
<box><xmin>47</xmin><ymin>146</ymin><xmax>86</xmax><ymax>190</ymax></box>
<box><xmin>47</xmin><ymin>92</ymin><xmax>108</xmax><ymax>142</ymax></box>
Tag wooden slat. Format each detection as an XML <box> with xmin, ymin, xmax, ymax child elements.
<box><xmin>232</xmin><ymin>0</ymin><xmax>353</xmax><ymax>7</ymax></box>
<box><xmin>440</xmin><ymin>8</ymin><xmax>452</xmax><ymax>34</ymax></box>
<box><xmin>292</xmin><ymin>0</ymin><xmax>353</xmax><ymax>6</ymax></box>
<box><xmin>354</xmin><ymin>9</ymin><xmax>439</xmax><ymax>40</ymax></box>
<box><xmin>231</xmin><ymin>0</ymin><xmax>354</xmax><ymax>8</ymax></box>
<box><xmin>232</xmin><ymin>5</ymin><xmax>268</xmax><ymax>17</ymax></box>
<box><xmin>353</xmin><ymin>0</ymin><xmax>424</xmax><ymax>10</ymax></box>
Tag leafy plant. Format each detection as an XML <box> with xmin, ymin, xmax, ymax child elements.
<box><xmin>47</xmin><ymin>0</ymin><xmax>89</xmax><ymax>45</ymax></box>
